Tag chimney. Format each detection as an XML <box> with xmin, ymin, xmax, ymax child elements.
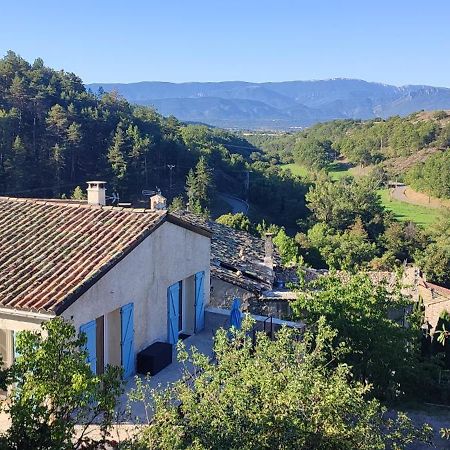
<box><xmin>150</xmin><ymin>193</ymin><xmax>167</xmax><ymax>212</ymax></box>
<box><xmin>87</xmin><ymin>181</ymin><xmax>106</xmax><ymax>206</ymax></box>
<box><xmin>264</xmin><ymin>232</ymin><xmax>274</xmax><ymax>269</ymax></box>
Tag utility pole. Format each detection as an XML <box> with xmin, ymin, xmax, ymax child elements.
<box><xmin>167</xmin><ymin>164</ymin><xmax>175</xmax><ymax>194</ymax></box>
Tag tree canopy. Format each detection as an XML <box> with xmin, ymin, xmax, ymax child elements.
<box><xmin>292</xmin><ymin>273</ymin><xmax>441</xmax><ymax>400</ymax></box>
<box><xmin>0</xmin><ymin>318</ymin><xmax>123</xmax><ymax>450</ymax></box>
<box><xmin>132</xmin><ymin>318</ymin><xmax>431</xmax><ymax>449</ymax></box>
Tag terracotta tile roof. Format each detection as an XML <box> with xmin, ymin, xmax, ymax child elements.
<box><xmin>0</xmin><ymin>197</ymin><xmax>169</xmax><ymax>314</ymax></box>
<box><xmin>172</xmin><ymin>211</ymin><xmax>280</xmax><ymax>293</ymax></box>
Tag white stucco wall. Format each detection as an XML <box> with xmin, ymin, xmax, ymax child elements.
<box><xmin>0</xmin><ymin>311</ymin><xmax>50</xmax><ymax>332</ymax></box>
<box><xmin>0</xmin><ymin>310</ymin><xmax>53</xmax><ymax>368</ymax></box>
<box><xmin>61</xmin><ymin>221</ymin><xmax>210</xmax><ymax>366</ymax></box>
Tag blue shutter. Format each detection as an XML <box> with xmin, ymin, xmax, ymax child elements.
<box><xmin>167</xmin><ymin>282</ymin><xmax>180</xmax><ymax>344</ymax></box>
<box><xmin>195</xmin><ymin>271</ymin><xmax>205</xmax><ymax>332</ymax></box>
<box><xmin>80</xmin><ymin>320</ymin><xmax>97</xmax><ymax>374</ymax></box>
<box><xmin>121</xmin><ymin>303</ymin><xmax>134</xmax><ymax>379</ymax></box>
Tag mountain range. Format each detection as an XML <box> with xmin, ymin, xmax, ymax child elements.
<box><xmin>86</xmin><ymin>79</ymin><xmax>450</xmax><ymax>130</ymax></box>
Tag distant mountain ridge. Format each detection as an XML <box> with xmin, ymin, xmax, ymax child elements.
<box><xmin>87</xmin><ymin>79</ymin><xmax>450</xmax><ymax>129</ymax></box>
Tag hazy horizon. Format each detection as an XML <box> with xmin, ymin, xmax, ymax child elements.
<box><xmin>86</xmin><ymin>78</ymin><xmax>450</xmax><ymax>89</ymax></box>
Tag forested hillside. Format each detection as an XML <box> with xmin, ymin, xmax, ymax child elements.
<box><xmin>0</xmin><ymin>51</ymin><xmax>308</xmax><ymax>227</ymax></box>
<box><xmin>2</xmin><ymin>51</ymin><xmax>450</xmax><ymax>287</ymax></box>
<box><xmin>246</xmin><ymin>111</ymin><xmax>450</xmax><ymax>171</ymax></box>
<box><xmin>243</xmin><ymin>113</ymin><xmax>450</xmax><ymax>288</ymax></box>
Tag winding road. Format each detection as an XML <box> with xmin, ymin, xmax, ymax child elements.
<box><xmin>218</xmin><ymin>193</ymin><xmax>249</xmax><ymax>215</ymax></box>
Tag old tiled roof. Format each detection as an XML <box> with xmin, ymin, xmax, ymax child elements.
<box><xmin>420</xmin><ymin>279</ymin><xmax>450</xmax><ymax>299</ymax></box>
<box><xmin>172</xmin><ymin>211</ymin><xmax>280</xmax><ymax>293</ymax></box>
<box><xmin>0</xmin><ymin>198</ymin><xmax>208</xmax><ymax>314</ymax></box>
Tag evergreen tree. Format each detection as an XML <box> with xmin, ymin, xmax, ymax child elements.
<box><xmin>108</xmin><ymin>126</ymin><xmax>128</xmax><ymax>187</ymax></box>
<box><xmin>71</xmin><ymin>185</ymin><xmax>85</xmax><ymax>200</ymax></box>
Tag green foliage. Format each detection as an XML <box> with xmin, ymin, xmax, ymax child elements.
<box><xmin>306</xmin><ymin>219</ymin><xmax>377</xmax><ymax>270</ymax></box>
<box><xmin>381</xmin><ymin>221</ymin><xmax>427</xmax><ymax>264</ymax></box>
<box><xmin>433</xmin><ymin>110</ymin><xmax>448</xmax><ymax>120</ymax></box>
<box><xmin>406</xmin><ymin>150</ymin><xmax>450</xmax><ymax>199</ymax></box>
<box><xmin>292</xmin><ymin>273</ymin><xmax>438</xmax><ymax>400</ymax></box>
<box><xmin>185</xmin><ymin>156</ymin><xmax>214</xmax><ymax>213</ymax></box>
<box><xmin>294</xmin><ymin>137</ymin><xmax>334</xmax><ymax>170</ymax></box>
<box><xmin>131</xmin><ymin>317</ymin><xmax>431</xmax><ymax>449</ymax></box>
<box><xmin>306</xmin><ymin>176</ymin><xmax>385</xmax><ymax>233</ymax></box>
<box><xmin>168</xmin><ymin>195</ymin><xmax>185</xmax><ymax>212</ymax></box>
<box><xmin>0</xmin><ymin>52</ymin><xmax>312</xmax><ymax>232</ymax></box>
<box><xmin>243</xmin><ymin>132</ymin><xmax>297</xmax><ymax>164</ymax></box>
<box><xmin>415</xmin><ymin>213</ymin><xmax>450</xmax><ymax>287</ymax></box>
<box><xmin>247</xmin><ymin>163</ymin><xmax>309</xmax><ymax>228</ymax></box>
<box><xmin>216</xmin><ymin>212</ymin><xmax>251</xmax><ymax>232</ymax></box>
<box><xmin>272</xmin><ymin>227</ymin><xmax>300</xmax><ymax>266</ymax></box>
<box><xmin>70</xmin><ymin>185</ymin><xmax>85</xmax><ymax>200</ymax></box>
<box><xmin>416</xmin><ymin>244</ymin><xmax>450</xmax><ymax>287</ymax></box>
<box><xmin>338</xmin><ymin>116</ymin><xmax>437</xmax><ymax>161</ymax></box>
<box><xmin>252</xmin><ymin>113</ymin><xmax>447</xmax><ymax>168</ymax></box>
<box><xmin>0</xmin><ymin>318</ymin><xmax>123</xmax><ymax>450</ymax></box>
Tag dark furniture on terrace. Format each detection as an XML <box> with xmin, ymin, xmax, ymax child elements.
<box><xmin>137</xmin><ymin>341</ymin><xmax>172</xmax><ymax>375</ymax></box>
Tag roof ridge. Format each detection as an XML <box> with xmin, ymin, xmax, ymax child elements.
<box><xmin>0</xmin><ymin>197</ymin><xmax>165</xmax><ymax>215</ymax></box>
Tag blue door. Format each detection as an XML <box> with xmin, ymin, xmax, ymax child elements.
<box><xmin>80</xmin><ymin>320</ymin><xmax>97</xmax><ymax>374</ymax></box>
<box><xmin>167</xmin><ymin>282</ymin><xmax>180</xmax><ymax>344</ymax></box>
<box><xmin>121</xmin><ymin>303</ymin><xmax>134</xmax><ymax>378</ymax></box>
<box><xmin>195</xmin><ymin>271</ymin><xmax>205</xmax><ymax>332</ymax></box>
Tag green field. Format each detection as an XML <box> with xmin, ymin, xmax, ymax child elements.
<box><xmin>327</xmin><ymin>162</ymin><xmax>352</xmax><ymax>181</ymax></box>
<box><xmin>280</xmin><ymin>162</ymin><xmax>352</xmax><ymax>180</ymax></box>
<box><xmin>378</xmin><ymin>189</ymin><xmax>441</xmax><ymax>227</ymax></box>
<box><xmin>281</xmin><ymin>164</ymin><xmax>441</xmax><ymax>227</ymax></box>
<box><xmin>280</xmin><ymin>163</ymin><xmax>310</xmax><ymax>177</ymax></box>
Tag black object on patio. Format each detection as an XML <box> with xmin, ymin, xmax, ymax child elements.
<box><xmin>137</xmin><ymin>341</ymin><xmax>173</xmax><ymax>375</ymax></box>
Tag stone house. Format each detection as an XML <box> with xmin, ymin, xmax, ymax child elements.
<box><xmin>418</xmin><ymin>278</ymin><xmax>450</xmax><ymax>332</ymax></box>
<box><xmin>172</xmin><ymin>211</ymin><xmax>298</xmax><ymax>318</ymax></box>
<box><xmin>0</xmin><ymin>183</ymin><xmax>211</xmax><ymax>377</ymax></box>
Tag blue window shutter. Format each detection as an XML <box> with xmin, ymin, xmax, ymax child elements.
<box><xmin>195</xmin><ymin>271</ymin><xmax>205</xmax><ymax>332</ymax></box>
<box><xmin>80</xmin><ymin>320</ymin><xmax>97</xmax><ymax>374</ymax></box>
<box><xmin>167</xmin><ymin>283</ymin><xmax>180</xmax><ymax>344</ymax></box>
<box><xmin>121</xmin><ymin>303</ymin><xmax>134</xmax><ymax>379</ymax></box>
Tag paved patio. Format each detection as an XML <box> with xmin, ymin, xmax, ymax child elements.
<box><xmin>117</xmin><ymin>328</ymin><xmax>215</xmax><ymax>424</ymax></box>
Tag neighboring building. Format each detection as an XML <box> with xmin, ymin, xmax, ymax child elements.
<box><xmin>172</xmin><ymin>211</ymin><xmax>298</xmax><ymax>317</ymax></box>
<box><xmin>0</xmin><ymin>184</ymin><xmax>211</xmax><ymax>377</ymax></box>
<box><xmin>418</xmin><ymin>278</ymin><xmax>450</xmax><ymax>332</ymax></box>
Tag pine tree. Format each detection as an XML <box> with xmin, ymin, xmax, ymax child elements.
<box><xmin>67</xmin><ymin>122</ymin><xmax>82</xmax><ymax>180</ymax></box>
<box><xmin>185</xmin><ymin>168</ymin><xmax>197</xmax><ymax>208</ymax></box>
<box><xmin>185</xmin><ymin>157</ymin><xmax>214</xmax><ymax>213</ymax></box>
<box><xmin>4</xmin><ymin>136</ymin><xmax>28</xmax><ymax>190</ymax></box>
<box><xmin>108</xmin><ymin>126</ymin><xmax>127</xmax><ymax>184</ymax></box>
<box><xmin>194</xmin><ymin>156</ymin><xmax>213</xmax><ymax>206</ymax></box>
<box><xmin>71</xmin><ymin>185</ymin><xmax>85</xmax><ymax>200</ymax></box>
<box><xmin>169</xmin><ymin>195</ymin><xmax>185</xmax><ymax>212</ymax></box>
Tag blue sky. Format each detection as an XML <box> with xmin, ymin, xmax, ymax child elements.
<box><xmin>1</xmin><ymin>0</ymin><xmax>449</xmax><ymax>86</ymax></box>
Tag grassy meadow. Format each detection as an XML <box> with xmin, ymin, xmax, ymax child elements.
<box><xmin>378</xmin><ymin>189</ymin><xmax>441</xmax><ymax>227</ymax></box>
